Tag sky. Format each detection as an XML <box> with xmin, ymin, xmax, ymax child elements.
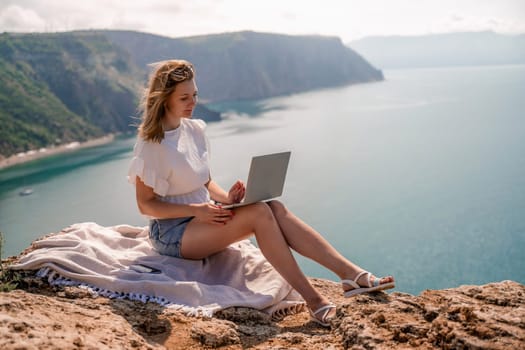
<box><xmin>0</xmin><ymin>0</ymin><xmax>524</xmax><ymax>42</ymax></box>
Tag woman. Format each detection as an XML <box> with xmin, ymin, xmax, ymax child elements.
<box><xmin>128</xmin><ymin>59</ymin><xmax>395</xmax><ymax>327</ymax></box>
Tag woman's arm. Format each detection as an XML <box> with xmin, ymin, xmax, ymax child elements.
<box><xmin>206</xmin><ymin>179</ymin><xmax>245</xmax><ymax>205</ymax></box>
<box><xmin>136</xmin><ymin>176</ymin><xmax>195</xmax><ymax>218</ymax></box>
<box><xmin>206</xmin><ymin>180</ymin><xmax>230</xmax><ymax>204</ymax></box>
<box><xmin>135</xmin><ymin>176</ymin><xmax>232</xmax><ymax>224</ymax></box>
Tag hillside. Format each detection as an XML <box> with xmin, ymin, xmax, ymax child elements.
<box><xmin>99</xmin><ymin>30</ymin><xmax>384</xmax><ymax>102</ymax></box>
<box><xmin>0</xmin><ymin>32</ymin><xmax>144</xmax><ymax>157</ymax></box>
<box><xmin>349</xmin><ymin>31</ymin><xmax>525</xmax><ymax>69</ymax></box>
<box><xmin>1</xmin><ymin>30</ymin><xmax>383</xmax><ymax>158</ymax></box>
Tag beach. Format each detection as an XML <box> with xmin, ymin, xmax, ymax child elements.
<box><xmin>0</xmin><ymin>134</ymin><xmax>115</xmax><ymax>171</ymax></box>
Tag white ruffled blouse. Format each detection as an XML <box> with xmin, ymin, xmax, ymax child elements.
<box><xmin>128</xmin><ymin>118</ymin><xmax>211</xmax><ymax>207</ymax></box>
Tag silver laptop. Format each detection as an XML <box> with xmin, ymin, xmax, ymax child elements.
<box><xmin>221</xmin><ymin>151</ymin><xmax>291</xmax><ymax>209</ymax></box>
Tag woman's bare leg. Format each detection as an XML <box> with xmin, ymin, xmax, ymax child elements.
<box><xmin>180</xmin><ymin>202</ymin><xmax>332</xmax><ymax>312</ymax></box>
<box><xmin>266</xmin><ymin>200</ymin><xmax>394</xmax><ymax>288</ymax></box>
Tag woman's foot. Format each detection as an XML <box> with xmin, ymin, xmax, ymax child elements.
<box><xmin>341</xmin><ymin>270</ymin><xmax>395</xmax><ymax>297</ymax></box>
<box><xmin>307</xmin><ymin>298</ymin><xmax>336</xmax><ymax>327</ymax></box>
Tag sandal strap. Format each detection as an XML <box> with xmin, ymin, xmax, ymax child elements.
<box><xmin>373</xmin><ymin>277</ymin><xmax>381</xmax><ymax>287</ymax></box>
<box><xmin>356</xmin><ymin>271</ymin><xmax>372</xmax><ymax>287</ymax></box>
<box><xmin>342</xmin><ymin>271</ymin><xmax>372</xmax><ymax>289</ymax></box>
<box><xmin>311</xmin><ymin>303</ymin><xmax>336</xmax><ymax>323</ymax></box>
<box><xmin>341</xmin><ymin>279</ymin><xmax>360</xmax><ymax>289</ymax></box>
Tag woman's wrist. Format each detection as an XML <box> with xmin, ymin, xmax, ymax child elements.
<box><xmin>211</xmin><ymin>198</ymin><xmax>230</xmax><ymax>205</ymax></box>
<box><xmin>188</xmin><ymin>203</ymin><xmax>200</xmax><ymax>216</ymax></box>
<box><xmin>210</xmin><ymin>192</ymin><xmax>230</xmax><ymax>204</ymax></box>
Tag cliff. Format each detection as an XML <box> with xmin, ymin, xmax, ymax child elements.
<box><xmin>1</xmin><ymin>270</ymin><xmax>523</xmax><ymax>349</ymax></box>
<box><xmin>101</xmin><ymin>30</ymin><xmax>384</xmax><ymax>102</ymax></box>
<box><xmin>0</xmin><ymin>30</ymin><xmax>381</xmax><ymax>158</ymax></box>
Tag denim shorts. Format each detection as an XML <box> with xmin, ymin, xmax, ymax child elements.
<box><xmin>149</xmin><ymin>217</ymin><xmax>194</xmax><ymax>258</ymax></box>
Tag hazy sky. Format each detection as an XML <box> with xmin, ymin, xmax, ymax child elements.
<box><xmin>1</xmin><ymin>0</ymin><xmax>524</xmax><ymax>42</ymax></box>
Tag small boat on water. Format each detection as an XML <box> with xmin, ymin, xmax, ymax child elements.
<box><xmin>19</xmin><ymin>188</ymin><xmax>34</xmax><ymax>196</ymax></box>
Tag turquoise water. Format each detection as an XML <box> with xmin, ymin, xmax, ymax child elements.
<box><xmin>1</xmin><ymin>65</ymin><xmax>524</xmax><ymax>295</ymax></box>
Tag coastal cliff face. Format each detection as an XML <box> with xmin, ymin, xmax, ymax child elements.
<box><xmin>1</xmin><ymin>275</ymin><xmax>523</xmax><ymax>349</ymax></box>
<box><xmin>102</xmin><ymin>30</ymin><xmax>384</xmax><ymax>102</ymax></box>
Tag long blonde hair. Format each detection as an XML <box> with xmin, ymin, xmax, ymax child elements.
<box><xmin>138</xmin><ymin>60</ymin><xmax>195</xmax><ymax>143</ymax></box>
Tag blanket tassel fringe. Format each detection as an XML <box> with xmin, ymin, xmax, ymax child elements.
<box><xmin>36</xmin><ymin>267</ymin><xmax>304</xmax><ymax>320</ymax></box>
<box><xmin>36</xmin><ymin>267</ymin><xmax>214</xmax><ymax>317</ymax></box>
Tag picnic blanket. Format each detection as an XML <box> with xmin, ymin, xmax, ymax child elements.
<box><xmin>10</xmin><ymin>222</ymin><xmax>305</xmax><ymax>319</ymax></box>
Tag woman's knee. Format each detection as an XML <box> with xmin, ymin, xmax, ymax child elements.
<box><xmin>267</xmin><ymin>200</ymin><xmax>288</xmax><ymax>218</ymax></box>
<box><xmin>238</xmin><ymin>202</ymin><xmax>275</xmax><ymax>225</ymax></box>
<box><xmin>253</xmin><ymin>201</ymin><xmax>275</xmax><ymax>220</ymax></box>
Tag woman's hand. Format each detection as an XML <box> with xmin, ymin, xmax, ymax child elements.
<box><xmin>228</xmin><ymin>180</ymin><xmax>245</xmax><ymax>204</ymax></box>
<box><xmin>191</xmin><ymin>202</ymin><xmax>233</xmax><ymax>225</ymax></box>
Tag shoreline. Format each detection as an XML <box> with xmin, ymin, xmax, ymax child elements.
<box><xmin>0</xmin><ymin>134</ymin><xmax>116</xmax><ymax>171</ymax></box>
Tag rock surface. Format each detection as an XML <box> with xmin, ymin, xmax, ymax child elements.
<box><xmin>0</xmin><ymin>276</ymin><xmax>523</xmax><ymax>349</ymax></box>
<box><xmin>0</xmin><ymin>277</ymin><xmax>525</xmax><ymax>350</ymax></box>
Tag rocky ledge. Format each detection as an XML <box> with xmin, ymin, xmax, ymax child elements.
<box><xmin>0</xmin><ymin>275</ymin><xmax>523</xmax><ymax>350</ymax></box>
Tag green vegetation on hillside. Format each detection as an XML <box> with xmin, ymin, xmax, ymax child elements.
<box><xmin>0</xmin><ymin>54</ymin><xmax>103</xmax><ymax>156</ymax></box>
<box><xmin>0</xmin><ymin>32</ymin><xmax>140</xmax><ymax>157</ymax></box>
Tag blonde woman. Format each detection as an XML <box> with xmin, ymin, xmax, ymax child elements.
<box><xmin>128</xmin><ymin>60</ymin><xmax>395</xmax><ymax>327</ymax></box>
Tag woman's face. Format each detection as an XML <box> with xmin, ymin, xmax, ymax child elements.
<box><xmin>164</xmin><ymin>79</ymin><xmax>198</xmax><ymax>128</ymax></box>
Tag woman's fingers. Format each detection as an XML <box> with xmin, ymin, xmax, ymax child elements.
<box><xmin>228</xmin><ymin>180</ymin><xmax>245</xmax><ymax>204</ymax></box>
<box><xmin>230</xmin><ymin>180</ymin><xmax>245</xmax><ymax>192</ymax></box>
<box><xmin>209</xmin><ymin>206</ymin><xmax>233</xmax><ymax>225</ymax></box>
<box><xmin>236</xmin><ymin>180</ymin><xmax>245</xmax><ymax>192</ymax></box>
<box><xmin>195</xmin><ymin>203</ymin><xmax>233</xmax><ymax>225</ymax></box>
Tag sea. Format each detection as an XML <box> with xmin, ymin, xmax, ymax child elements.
<box><xmin>1</xmin><ymin>65</ymin><xmax>524</xmax><ymax>295</ymax></box>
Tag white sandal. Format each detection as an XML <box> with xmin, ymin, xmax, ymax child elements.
<box><xmin>342</xmin><ymin>271</ymin><xmax>395</xmax><ymax>298</ymax></box>
<box><xmin>309</xmin><ymin>303</ymin><xmax>336</xmax><ymax>327</ymax></box>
